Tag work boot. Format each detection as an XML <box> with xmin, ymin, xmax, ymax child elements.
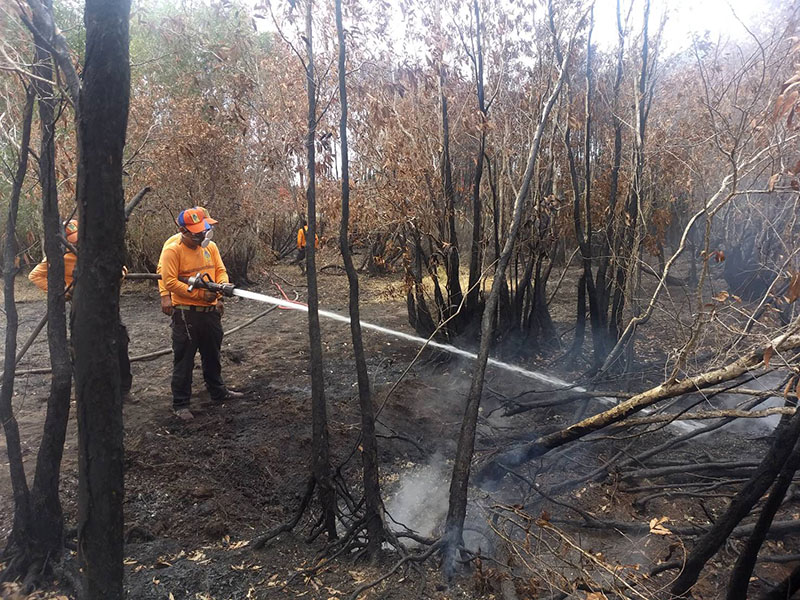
<box><xmin>174</xmin><ymin>407</ymin><xmax>194</xmax><ymax>421</ymax></box>
<box><xmin>222</xmin><ymin>389</ymin><xmax>245</xmax><ymax>400</ymax></box>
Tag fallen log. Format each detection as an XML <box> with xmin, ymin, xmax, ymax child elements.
<box><xmin>610</xmin><ymin>406</ymin><xmax>796</xmax><ymax>428</ymax></box>
<box><xmin>622</xmin><ymin>461</ymin><xmax>760</xmax><ymax>481</ymax></box>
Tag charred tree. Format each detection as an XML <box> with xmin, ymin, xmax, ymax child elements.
<box><xmin>580</xmin><ymin>12</ymin><xmax>604</xmax><ymax>366</ymax></box>
<box><xmin>71</xmin><ymin>0</ymin><xmax>131</xmax><ymax>596</ymax></box>
<box><xmin>595</xmin><ymin>0</ymin><xmax>626</xmax><ymax>347</ymax></box>
<box><xmin>727</xmin><ymin>420</ymin><xmax>800</xmax><ymax>599</ymax></box>
<box><xmin>465</xmin><ymin>0</ymin><xmax>487</xmax><ymax>317</ymax></box>
<box><xmin>438</xmin><ymin>64</ymin><xmax>463</xmax><ymax>328</ymax></box>
<box><xmin>608</xmin><ymin>0</ymin><xmax>652</xmax><ymax>372</ymax></box>
<box><xmin>562</xmin><ymin>8</ymin><xmax>603</xmax><ymax>367</ymax></box>
<box><xmin>671</xmin><ymin>406</ymin><xmax>800</xmax><ymax>596</ymax></box>
<box><xmin>303</xmin><ymin>0</ymin><xmax>337</xmax><ymax>540</ymax></box>
<box><xmin>335</xmin><ymin>0</ymin><xmax>384</xmax><ymax>556</ymax></box>
<box><xmin>442</xmin><ymin>0</ymin><xmax>574</xmax><ymax>576</ymax></box>
<box><xmin>0</xmin><ymin>87</ymin><xmax>35</xmax><ymax>583</ymax></box>
<box><xmin>28</xmin><ymin>14</ymin><xmax>73</xmax><ymax>567</ymax></box>
<box><xmin>405</xmin><ymin>226</ymin><xmax>437</xmax><ymax>338</ymax></box>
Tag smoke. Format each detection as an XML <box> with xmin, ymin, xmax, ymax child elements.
<box><xmin>385</xmin><ymin>454</ymin><xmax>450</xmax><ymax>541</ymax></box>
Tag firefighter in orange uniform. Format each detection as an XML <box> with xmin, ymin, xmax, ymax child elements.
<box><xmin>294</xmin><ymin>218</ymin><xmax>319</xmax><ymax>274</ymax></box>
<box><xmin>158</xmin><ymin>207</ymin><xmax>243</xmax><ymax>421</ymax></box>
<box><xmin>29</xmin><ymin>219</ymin><xmax>133</xmax><ymax>399</ymax></box>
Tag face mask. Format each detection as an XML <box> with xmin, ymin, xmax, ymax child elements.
<box><xmin>200</xmin><ymin>226</ymin><xmax>213</xmax><ymax>248</ymax></box>
<box><xmin>191</xmin><ymin>228</ymin><xmax>214</xmax><ymax>248</ymax></box>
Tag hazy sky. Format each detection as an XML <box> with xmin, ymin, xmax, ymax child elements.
<box><xmin>591</xmin><ymin>0</ymin><xmax>762</xmax><ymax>50</ymax></box>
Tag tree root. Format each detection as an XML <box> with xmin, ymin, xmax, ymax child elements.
<box><xmin>347</xmin><ymin>539</ymin><xmax>442</xmax><ymax>600</ymax></box>
<box><xmin>251</xmin><ymin>475</ymin><xmax>315</xmax><ymax>550</ymax></box>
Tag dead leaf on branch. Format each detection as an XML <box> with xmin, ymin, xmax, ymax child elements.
<box><xmin>768</xmin><ymin>173</ymin><xmax>781</xmax><ymax>192</ymax></box>
<box><xmin>649</xmin><ymin>516</ymin><xmax>672</xmax><ymax>535</ymax></box>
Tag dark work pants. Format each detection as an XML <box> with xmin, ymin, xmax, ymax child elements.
<box><xmin>171</xmin><ymin>309</ymin><xmax>226</xmax><ymax>409</ymax></box>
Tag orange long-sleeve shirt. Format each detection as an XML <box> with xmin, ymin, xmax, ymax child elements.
<box><xmin>158</xmin><ymin>236</ymin><xmax>228</xmax><ymax>307</ymax></box>
<box><xmin>28</xmin><ymin>252</ymin><xmax>77</xmax><ymax>292</ymax></box>
<box><xmin>297</xmin><ymin>226</ymin><xmax>318</xmax><ymax>249</ymax></box>
<box><xmin>157</xmin><ymin>233</ymin><xmax>182</xmax><ymax>297</ymax></box>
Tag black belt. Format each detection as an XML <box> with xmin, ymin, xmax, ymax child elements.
<box><xmin>174</xmin><ymin>304</ymin><xmax>216</xmax><ymax>313</ymax></box>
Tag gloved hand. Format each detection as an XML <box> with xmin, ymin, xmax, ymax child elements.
<box><xmin>220</xmin><ymin>283</ymin><xmax>235</xmax><ymax>297</ymax></box>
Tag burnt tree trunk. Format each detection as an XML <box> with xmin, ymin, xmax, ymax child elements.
<box><xmin>71</xmin><ymin>0</ymin><xmax>131</xmax><ymax>596</ymax></box>
<box><xmin>486</xmin><ymin>154</ymin><xmax>509</xmax><ymax>313</ymax></box>
<box><xmin>29</xmin><ymin>20</ymin><xmax>72</xmax><ymax>565</ymax></box>
<box><xmin>442</xmin><ymin>0</ymin><xmax>571</xmax><ymax>575</ymax></box>
<box><xmin>466</xmin><ymin>0</ymin><xmax>486</xmax><ymax>317</ymax></box>
<box><xmin>580</xmin><ymin>13</ymin><xmax>605</xmax><ymax>367</ymax></box>
<box><xmin>596</xmin><ymin>0</ymin><xmax>625</xmax><ymax>347</ymax></box>
<box><xmin>527</xmin><ymin>254</ymin><xmax>556</xmax><ymax>345</ymax></box>
<box><xmin>567</xmin><ymin>273</ymin><xmax>586</xmax><ymax>362</ymax></box>
<box><xmin>727</xmin><ymin>425</ymin><xmax>800</xmax><ymax>599</ymax></box>
<box><xmin>335</xmin><ymin>0</ymin><xmax>384</xmax><ymax>555</ymax></box>
<box><xmin>406</xmin><ymin>226</ymin><xmax>437</xmax><ymax>338</ymax></box>
<box><xmin>607</xmin><ymin>0</ymin><xmax>651</xmax><ymax>373</ymax></box>
<box><xmin>439</xmin><ymin>66</ymin><xmax>463</xmax><ymax>326</ymax></box>
<box><xmin>671</xmin><ymin>406</ymin><xmax>800</xmax><ymax>596</ymax></box>
<box><xmin>303</xmin><ymin>0</ymin><xmax>337</xmax><ymax>540</ymax></box>
<box><xmin>0</xmin><ymin>88</ymin><xmax>35</xmax><ymax>575</ymax></box>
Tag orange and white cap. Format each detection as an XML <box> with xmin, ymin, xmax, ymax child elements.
<box><xmin>178</xmin><ymin>207</ymin><xmax>217</xmax><ymax>234</ymax></box>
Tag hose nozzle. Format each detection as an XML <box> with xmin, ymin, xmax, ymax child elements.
<box><xmin>185</xmin><ymin>272</ymin><xmax>235</xmax><ymax>296</ymax></box>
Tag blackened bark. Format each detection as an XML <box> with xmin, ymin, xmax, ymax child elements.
<box><xmin>335</xmin><ymin>0</ymin><xmax>383</xmax><ymax>555</ymax></box>
<box><xmin>442</xmin><ymin>0</ymin><xmax>571</xmax><ymax>575</ymax></box>
<box><xmin>466</xmin><ymin>0</ymin><xmax>486</xmax><ymax>315</ymax></box>
<box><xmin>563</xmin><ymin>123</ymin><xmax>586</xmax><ymax>358</ymax></box>
<box><xmin>71</xmin><ymin>0</ymin><xmax>131</xmax><ymax>597</ymax></box>
<box><xmin>529</xmin><ymin>254</ymin><xmax>556</xmax><ymax>344</ymax></box>
<box><xmin>486</xmin><ymin>154</ymin><xmax>510</xmax><ymax>317</ymax></box>
<box><xmin>439</xmin><ymin>67</ymin><xmax>463</xmax><ymax>323</ymax></box>
<box><xmin>406</xmin><ymin>227</ymin><xmax>437</xmax><ymax>337</ymax></box>
<box><xmin>568</xmin><ymin>273</ymin><xmax>586</xmax><ymax>361</ymax></box>
<box><xmin>671</xmin><ymin>407</ymin><xmax>800</xmax><ymax>597</ymax></box>
<box><xmin>303</xmin><ymin>0</ymin><xmax>337</xmax><ymax>540</ymax></box>
<box><xmin>608</xmin><ymin>0</ymin><xmax>650</xmax><ymax>372</ymax></box>
<box><xmin>29</xmin><ymin>27</ymin><xmax>72</xmax><ymax>563</ymax></box>
<box><xmin>581</xmin><ymin>13</ymin><xmax>604</xmax><ymax>366</ymax></box>
<box><xmin>596</xmin><ymin>0</ymin><xmax>625</xmax><ymax>343</ymax></box>
<box><xmin>727</xmin><ymin>430</ymin><xmax>800</xmax><ymax>599</ymax></box>
<box><xmin>760</xmin><ymin>564</ymin><xmax>800</xmax><ymax>599</ymax></box>
<box><xmin>0</xmin><ymin>88</ymin><xmax>35</xmax><ymax>562</ymax></box>
<box><xmin>512</xmin><ymin>253</ymin><xmax>535</xmax><ymax>331</ymax></box>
